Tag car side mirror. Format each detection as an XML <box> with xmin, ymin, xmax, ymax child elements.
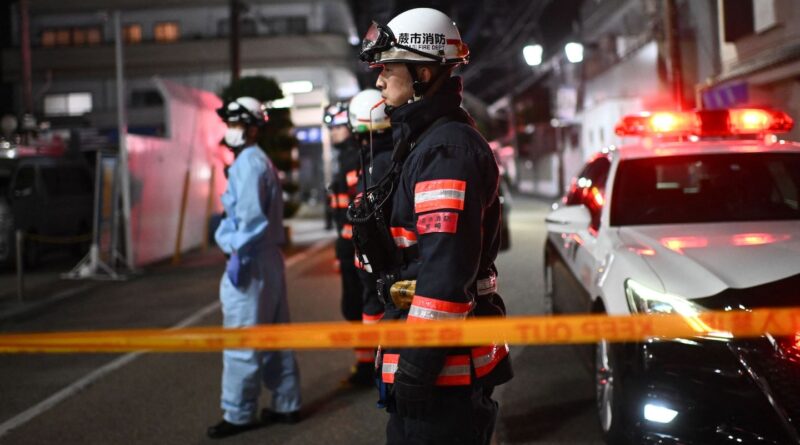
<box><xmin>545</xmin><ymin>205</ymin><xmax>591</xmax><ymax>233</ymax></box>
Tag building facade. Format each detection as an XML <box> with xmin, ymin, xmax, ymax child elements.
<box><xmin>2</xmin><ymin>0</ymin><xmax>361</xmax><ymax>200</ymax></box>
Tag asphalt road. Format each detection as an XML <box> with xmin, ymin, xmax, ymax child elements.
<box><xmin>0</xmin><ymin>196</ymin><xmax>604</xmax><ymax>444</ymax></box>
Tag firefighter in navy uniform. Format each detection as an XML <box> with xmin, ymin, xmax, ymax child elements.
<box><xmin>346</xmin><ymin>89</ymin><xmax>395</xmax><ymax>327</ymax></box>
<box><xmin>324</xmin><ymin>102</ymin><xmax>371</xmax><ymax>385</ymax></box>
<box><xmin>358</xmin><ymin>8</ymin><xmax>513</xmax><ymax>444</ymax></box>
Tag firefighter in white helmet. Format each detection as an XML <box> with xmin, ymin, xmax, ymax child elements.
<box><xmin>324</xmin><ymin>101</ymin><xmax>374</xmax><ymax>385</ymax></box>
<box><xmin>359</xmin><ymin>8</ymin><xmax>513</xmax><ymax>444</ymax></box>
<box><xmin>345</xmin><ymin>89</ymin><xmax>394</xmax><ymax>365</ymax></box>
<box><xmin>208</xmin><ymin>97</ymin><xmax>302</xmax><ymax>438</ymax></box>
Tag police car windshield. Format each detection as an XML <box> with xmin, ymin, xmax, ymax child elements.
<box><xmin>611</xmin><ymin>152</ymin><xmax>800</xmax><ymax>226</ymax></box>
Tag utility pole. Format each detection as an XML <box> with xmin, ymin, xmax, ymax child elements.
<box><xmin>114</xmin><ymin>10</ymin><xmax>135</xmax><ymax>271</ymax></box>
<box><xmin>230</xmin><ymin>0</ymin><xmax>241</xmax><ymax>82</ymax></box>
<box><xmin>665</xmin><ymin>0</ymin><xmax>684</xmax><ymax>110</ymax></box>
<box><xmin>19</xmin><ymin>0</ymin><xmax>33</xmax><ymax>115</ymax></box>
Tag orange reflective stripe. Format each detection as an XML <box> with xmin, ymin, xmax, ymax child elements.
<box><xmin>435</xmin><ymin>355</ymin><xmax>472</xmax><ymax>386</ymax></box>
<box><xmin>362</xmin><ymin>313</ymin><xmax>384</xmax><ymax>324</ymax></box>
<box><xmin>381</xmin><ymin>353</ymin><xmax>471</xmax><ymax>386</ymax></box>
<box><xmin>346</xmin><ymin>170</ymin><xmax>359</xmax><ymax>187</ymax></box>
<box><xmin>382</xmin><ymin>353</ymin><xmax>399</xmax><ymax>383</ymax></box>
<box><xmin>390</xmin><ymin>227</ymin><xmax>417</xmax><ymax>248</ymax></box>
<box><xmin>471</xmin><ymin>343</ymin><xmax>509</xmax><ymax>378</ymax></box>
<box><xmin>341</xmin><ymin>224</ymin><xmax>353</xmax><ymax>240</ymax></box>
<box><xmin>407</xmin><ymin>295</ymin><xmax>472</xmax><ymax>323</ymax></box>
<box><xmin>414</xmin><ymin>179</ymin><xmax>466</xmax><ymax>213</ymax></box>
<box><xmin>332</xmin><ymin>194</ymin><xmax>350</xmax><ymax>208</ymax></box>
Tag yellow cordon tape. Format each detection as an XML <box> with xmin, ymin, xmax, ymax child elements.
<box><xmin>1</xmin><ymin>308</ymin><xmax>800</xmax><ymax>353</ymax></box>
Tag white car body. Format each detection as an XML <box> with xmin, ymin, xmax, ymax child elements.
<box><xmin>544</xmin><ymin>111</ymin><xmax>800</xmax><ymax>443</ymax></box>
<box><xmin>546</xmin><ymin>139</ymin><xmax>800</xmax><ymax>316</ymax></box>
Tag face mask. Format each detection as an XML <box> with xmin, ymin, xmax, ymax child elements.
<box><xmin>224</xmin><ymin>127</ymin><xmax>245</xmax><ymax>149</ymax></box>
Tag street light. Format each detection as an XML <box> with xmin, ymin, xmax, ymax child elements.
<box><xmin>564</xmin><ymin>42</ymin><xmax>584</xmax><ymax>63</ymax></box>
<box><xmin>523</xmin><ymin>44</ymin><xmax>543</xmax><ymax>66</ymax></box>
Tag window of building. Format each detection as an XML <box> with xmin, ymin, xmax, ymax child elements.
<box><xmin>72</xmin><ymin>28</ymin><xmax>87</xmax><ymax>46</ymax></box>
<box><xmin>44</xmin><ymin>92</ymin><xmax>93</xmax><ymax>116</ymax></box>
<box><xmin>154</xmin><ymin>22</ymin><xmax>179</xmax><ymax>42</ymax></box>
<box><xmin>262</xmin><ymin>16</ymin><xmax>308</xmax><ymax>36</ymax></box>
<box><xmin>56</xmin><ymin>29</ymin><xmax>71</xmax><ymax>46</ymax></box>
<box><xmin>85</xmin><ymin>27</ymin><xmax>102</xmax><ymax>45</ymax></box>
<box><xmin>124</xmin><ymin>24</ymin><xmax>142</xmax><ymax>44</ymax></box>
<box><xmin>130</xmin><ymin>89</ymin><xmax>164</xmax><ymax>107</ymax></box>
<box><xmin>41</xmin><ymin>30</ymin><xmax>56</xmax><ymax>47</ymax></box>
<box><xmin>41</xmin><ymin>27</ymin><xmax>101</xmax><ymax>47</ymax></box>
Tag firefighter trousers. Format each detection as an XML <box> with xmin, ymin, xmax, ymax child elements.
<box><xmin>386</xmin><ymin>385</ymin><xmax>498</xmax><ymax>445</ymax></box>
<box><xmin>335</xmin><ymin>237</ymin><xmax>364</xmax><ymax>321</ymax></box>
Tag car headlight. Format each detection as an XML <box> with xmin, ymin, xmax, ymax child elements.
<box><xmin>625</xmin><ymin>279</ymin><xmax>704</xmax><ymax>316</ymax></box>
<box><xmin>625</xmin><ymin>279</ymin><xmax>732</xmax><ymax>339</ymax></box>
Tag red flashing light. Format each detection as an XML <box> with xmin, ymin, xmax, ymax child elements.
<box><xmin>728</xmin><ymin>109</ymin><xmax>793</xmax><ymax>134</ymax></box>
<box><xmin>615</xmin><ymin>108</ymin><xmax>794</xmax><ymax>137</ymax></box>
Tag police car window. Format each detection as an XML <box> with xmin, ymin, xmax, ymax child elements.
<box><xmin>611</xmin><ymin>153</ymin><xmax>800</xmax><ymax>226</ymax></box>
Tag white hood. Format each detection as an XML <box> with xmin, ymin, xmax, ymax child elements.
<box><xmin>617</xmin><ymin>221</ymin><xmax>800</xmax><ymax>300</ymax></box>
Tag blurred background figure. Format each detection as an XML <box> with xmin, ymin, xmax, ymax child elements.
<box><xmin>346</xmin><ymin>88</ymin><xmax>392</xmax><ymax>331</ymax></box>
<box><xmin>324</xmin><ymin>101</ymin><xmax>371</xmax><ymax>386</ymax></box>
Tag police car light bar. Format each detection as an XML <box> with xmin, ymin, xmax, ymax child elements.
<box><xmin>614</xmin><ymin>109</ymin><xmax>794</xmax><ymax>137</ymax></box>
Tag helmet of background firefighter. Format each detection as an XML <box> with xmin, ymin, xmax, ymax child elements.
<box><xmin>348</xmin><ymin>89</ymin><xmax>390</xmax><ymax>134</ymax></box>
<box><xmin>360</xmin><ymin>7</ymin><xmax>469</xmax><ymax>65</ymax></box>
<box><xmin>216</xmin><ymin>97</ymin><xmax>268</xmax><ymax>149</ymax></box>
<box><xmin>216</xmin><ymin>96</ymin><xmax>268</xmax><ymax>127</ymax></box>
<box><xmin>323</xmin><ymin>102</ymin><xmax>349</xmax><ymax>128</ymax></box>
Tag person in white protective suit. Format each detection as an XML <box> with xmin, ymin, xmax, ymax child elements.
<box><xmin>207</xmin><ymin>96</ymin><xmax>302</xmax><ymax>439</ymax></box>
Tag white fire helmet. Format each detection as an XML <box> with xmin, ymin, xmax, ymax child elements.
<box><xmin>360</xmin><ymin>8</ymin><xmax>469</xmax><ymax>66</ymax></box>
<box><xmin>216</xmin><ymin>96</ymin><xmax>268</xmax><ymax>127</ymax></box>
<box><xmin>348</xmin><ymin>89</ymin><xmax>390</xmax><ymax>134</ymax></box>
<box><xmin>323</xmin><ymin>102</ymin><xmax>349</xmax><ymax>127</ymax></box>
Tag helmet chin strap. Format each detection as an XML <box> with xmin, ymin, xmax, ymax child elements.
<box><xmin>382</xmin><ymin>64</ymin><xmax>446</xmax><ymax>117</ymax></box>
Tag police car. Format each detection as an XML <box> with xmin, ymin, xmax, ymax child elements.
<box><xmin>544</xmin><ymin>108</ymin><xmax>800</xmax><ymax>444</ymax></box>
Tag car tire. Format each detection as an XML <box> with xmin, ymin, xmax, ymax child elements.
<box><xmin>595</xmin><ymin>338</ymin><xmax>627</xmax><ymax>444</ymax></box>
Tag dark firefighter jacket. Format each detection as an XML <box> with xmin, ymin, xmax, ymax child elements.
<box><xmin>354</xmin><ymin>130</ymin><xmax>395</xmax><ymax>323</ymax></box>
<box><xmin>380</xmin><ymin>76</ymin><xmax>513</xmax><ymax>389</ymax></box>
<box><xmin>329</xmin><ymin>141</ymin><xmax>362</xmax><ymax>244</ymax></box>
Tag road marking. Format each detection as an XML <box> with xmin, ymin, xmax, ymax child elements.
<box><xmin>0</xmin><ymin>238</ymin><xmax>332</xmax><ymax>438</ymax></box>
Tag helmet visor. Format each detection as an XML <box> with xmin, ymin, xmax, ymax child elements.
<box><xmin>360</xmin><ymin>21</ymin><xmax>394</xmax><ymax>63</ymax></box>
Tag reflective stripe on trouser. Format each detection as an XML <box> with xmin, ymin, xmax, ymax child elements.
<box><xmin>220</xmin><ymin>245</ymin><xmax>301</xmax><ymax>424</ymax></box>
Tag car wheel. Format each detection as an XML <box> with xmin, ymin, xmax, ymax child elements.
<box><xmin>595</xmin><ymin>339</ymin><xmax>626</xmax><ymax>444</ymax></box>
